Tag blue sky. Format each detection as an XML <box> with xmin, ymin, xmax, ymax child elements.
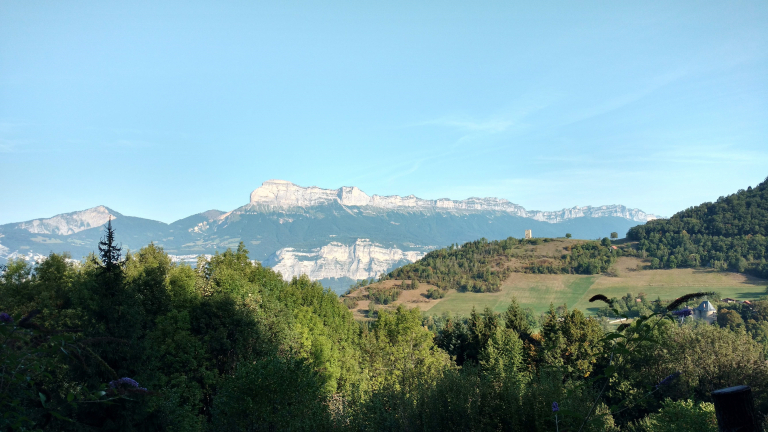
<box><xmin>1</xmin><ymin>1</ymin><xmax>766</xmax><ymax>224</ymax></box>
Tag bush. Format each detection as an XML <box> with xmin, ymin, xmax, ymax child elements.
<box><xmin>369</xmin><ymin>287</ymin><xmax>401</xmax><ymax>305</ymax></box>
<box><xmin>425</xmin><ymin>288</ymin><xmax>446</xmax><ymax>299</ymax></box>
<box><xmin>627</xmin><ymin>399</ymin><xmax>717</xmax><ymax>432</ymax></box>
<box><xmin>211</xmin><ymin>357</ymin><xmax>331</xmax><ymax>430</ymax></box>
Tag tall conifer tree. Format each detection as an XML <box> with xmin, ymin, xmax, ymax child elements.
<box><xmin>97</xmin><ymin>216</ymin><xmax>122</xmax><ymax>273</ymax></box>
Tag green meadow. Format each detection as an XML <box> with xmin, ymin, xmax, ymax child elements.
<box><xmin>423</xmin><ymin>258</ymin><xmax>768</xmax><ymax>317</ymax></box>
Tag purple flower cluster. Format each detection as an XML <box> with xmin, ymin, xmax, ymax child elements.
<box><xmin>671</xmin><ymin>309</ymin><xmax>692</xmax><ymax>318</ymax></box>
<box><xmin>656</xmin><ymin>371</ymin><xmax>681</xmax><ymax>389</ymax></box>
<box><xmin>0</xmin><ymin>312</ymin><xmax>12</xmax><ymax>324</ymax></box>
<box><xmin>109</xmin><ymin>377</ymin><xmax>147</xmax><ymax>391</ymax></box>
<box><xmin>552</xmin><ymin>402</ymin><xmax>559</xmax><ymax>412</ymax></box>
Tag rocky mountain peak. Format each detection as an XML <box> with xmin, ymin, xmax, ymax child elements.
<box><xmin>15</xmin><ymin>205</ymin><xmax>115</xmax><ymax>236</ymax></box>
<box><xmin>250</xmin><ymin>180</ymin><xmax>340</xmax><ymax>207</ymax></box>
<box><xmin>247</xmin><ymin>180</ymin><xmax>658</xmax><ymax>222</ymax></box>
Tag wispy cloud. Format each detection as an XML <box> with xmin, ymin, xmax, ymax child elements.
<box><xmin>538</xmin><ymin>143</ymin><xmax>768</xmax><ymax>167</ymax></box>
<box><xmin>0</xmin><ymin>121</ymin><xmax>32</xmax><ymax>134</ymax></box>
<box><xmin>104</xmin><ymin>139</ymin><xmax>153</xmax><ymax>149</ymax></box>
<box><xmin>416</xmin><ymin>90</ymin><xmax>558</xmax><ymax>136</ymax></box>
<box><xmin>0</xmin><ymin>120</ymin><xmax>34</xmax><ymax>152</ymax></box>
<box><xmin>419</xmin><ymin>117</ymin><xmax>517</xmax><ymax>133</ymax></box>
<box><xmin>650</xmin><ymin>144</ymin><xmax>768</xmax><ymax>165</ymax></box>
<box><xmin>0</xmin><ymin>138</ymin><xmax>33</xmax><ymax>153</ymax></box>
<box><xmin>386</xmin><ymin>160</ymin><xmax>423</xmax><ymax>183</ymax></box>
<box><xmin>560</xmin><ymin>69</ymin><xmax>689</xmax><ymax>126</ymax></box>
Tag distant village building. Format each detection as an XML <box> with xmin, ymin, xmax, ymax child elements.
<box><xmin>693</xmin><ymin>301</ymin><xmax>717</xmax><ymax>324</ymax></box>
<box><xmin>525</xmin><ymin>229</ymin><xmax>532</xmax><ymax>239</ymax></box>
<box><xmin>722</xmin><ymin>298</ymin><xmax>738</xmax><ymax>304</ymax></box>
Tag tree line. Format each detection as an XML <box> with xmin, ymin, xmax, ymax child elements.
<box><xmin>2</xmin><ymin>222</ymin><xmax>768</xmax><ymax>430</ymax></box>
<box><xmin>627</xmin><ymin>177</ymin><xmax>768</xmax><ymax>278</ymax></box>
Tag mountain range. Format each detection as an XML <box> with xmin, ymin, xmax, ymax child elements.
<box><xmin>0</xmin><ymin>180</ymin><xmax>658</xmax><ymax>292</ymax></box>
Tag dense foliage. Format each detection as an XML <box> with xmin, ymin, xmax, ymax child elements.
<box><xmin>3</xmin><ymin>223</ymin><xmax>768</xmax><ymax>430</ymax></box>
<box><xmin>386</xmin><ymin>238</ymin><xmax>519</xmax><ymax>293</ymax></box>
<box><xmin>386</xmin><ymin>237</ymin><xmax>620</xmax><ymax>293</ymax></box>
<box><xmin>627</xmin><ymin>177</ymin><xmax>768</xmax><ymax>277</ymax></box>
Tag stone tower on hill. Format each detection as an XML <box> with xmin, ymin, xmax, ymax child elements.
<box><xmin>694</xmin><ymin>301</ymin><xmax>717</xmax><ymax>324</ymax></box>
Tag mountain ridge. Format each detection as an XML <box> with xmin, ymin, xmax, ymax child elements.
<box><xmin>1</xmin><ymin>180</ymin><xmax>658</xmax><ymax>232</ymax></box>
<box><xmin>0</xmin><ymin>180</ymin><xmax>659</xmax><ymax>292</ymax></box>
<box><xmin>244</xmin><ymin>180</ymin><xmax>659</xmax><ymax>223</ymax></box>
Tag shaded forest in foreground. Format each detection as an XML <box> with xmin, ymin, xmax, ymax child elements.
<box><xmin>2</xmin><ymin>218</ymin><xmax>768</xmax><ymax>431</ymax></box>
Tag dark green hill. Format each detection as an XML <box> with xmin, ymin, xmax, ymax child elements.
<box><xmin>385</xmin><ymin>237</ymin><xmax>619</xmax><ymax>293</ymax></box>
<box><xmin>627</xmin><ymin>177</ymin><xmax>768</xmax><ymax>277</ymax></box>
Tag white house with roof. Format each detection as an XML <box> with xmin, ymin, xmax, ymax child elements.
<box><xmin>693</xmin><ymin>301</ymin><xmax>717</xmax><ymax>324</ymax></box>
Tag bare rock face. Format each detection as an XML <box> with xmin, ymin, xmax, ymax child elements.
<box><xmin>264</xmin><ymin>239</ymin><xmax>427</xmax><ymax>281</ymax></box>
<box><xmin>247</xmin><ymin>180</ymin><xmax>657</xmax><ymax>222</ymax></box>
<box><xmin>16</xmin><ymin>206</ymin><xmax>114</xmax><ymax>235</ymax></box>
<box><xmin>1</xmin><ymin>250</ymin><xmax>47</xmax><ymax>263</ymax></box>
<box><xmin>249</xmin><ymin>180</ymin><xmax>338</xmax><ymax>207</ymax></box>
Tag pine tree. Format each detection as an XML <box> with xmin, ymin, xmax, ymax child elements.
<box><xmin>90</xmin><ymin>216</ymin><xmax>135</xmax><ymax>337</ymax></box>
<box><xmin>504</xmin><ymin>298</ymin><xmax>531</xmax><ymax>340</ymax></box>
<box><xmin>540</xmin><ymin>304</ymin><xmax>566</xmax><ymax>368</ymax></box>
<box><xmin>97</xmin><ymin>217</ymin><xmax>122</xmax><ymax>273</ymax></box>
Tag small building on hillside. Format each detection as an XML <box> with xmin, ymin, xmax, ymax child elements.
<box><xmin>693</xmin><ymin>301</ymin><xmax>717</xmax><ymax>324</ymax></box>
<box><xmin>722</xmin><ymin>298</ymin><xmax>738</xmax><ymax>303</ymax></box>
<box><xmin>525</xmin><ymin>229</ymin><xmax>532</xmax><ymax>239</ymax></box>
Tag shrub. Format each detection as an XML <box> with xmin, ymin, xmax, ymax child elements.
<box><xmin>626</xmin><ymin>399</ymin><xmax>717</xmax><ymax>432</ymax></box>
<box><xmin>369</xmin><ymin>287</ymin><xmax>401</xmax><ymax>305</ymax></box>
<box><xmin>425</xmin><ymin>288</ymin><xmax>446</xmax><ymax>299</ymax></box>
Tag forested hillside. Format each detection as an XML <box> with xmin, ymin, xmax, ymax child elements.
<box><xmin>385</xmin><ymin>237</ymin><xmax>620</xmax><ymax>294</ymax></box>
<box><xmin>2</xmin><ymin>223</ymin><xmax>768</xmax><ymax>431</ymax></box>
<box><xmin>628</xmin><ymin>177</ymin><xmax>768</xmax><ymax>277</ymax></box>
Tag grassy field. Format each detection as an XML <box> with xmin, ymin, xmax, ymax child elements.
<box><xmin>426</xmin><ymin>274</ymin><xmax>597</xmax><ymax>316</ymax></box>
<box><xmin>342</xmin><ymin>252</ymin><xmax>768</xmax><ymax>319</ymax></box>
<box><xmin>415</xmin><ymin>257</ymin><xmax>768</xmax><ymax>317</ymax></box>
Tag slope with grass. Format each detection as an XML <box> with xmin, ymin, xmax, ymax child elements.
<box><xmin>344</xmin><ymin>179</ymin><xmax>768</xmax><ymax>318</ymax></box>
<box><xmin>351</xmin><ymin>255</ymin><xmax>767</xmax><ymax>318</ymax></box>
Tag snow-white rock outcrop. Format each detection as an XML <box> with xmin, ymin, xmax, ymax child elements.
<box><xmin>16</xmin><ymin>206</ymin><xmax>114</xmax><ymax>235</ymax></box>
<box><xmin>246</xmin><ymin>180</ymin><xmax>657</xmax><ymax>222</ymax></box>
<box><xmin>1</xmin><ymin>251</ymin><xmax>48</xmax><ymax>263</ymax></box>
<box><xmin>168</xmin><ymin>254</ymin><xmax>213</xmax><ymax>264</ymax></box>
<box><xmin>264</xmin><ymin>239</ymin><xmax>426</xmax><ymax>281</ymax></box>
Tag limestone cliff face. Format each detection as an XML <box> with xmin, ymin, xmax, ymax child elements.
<box><xmin>1</xmin><ymin>250</ymin><xmax>47</xmax><ymax>263</ymax></box>
<box><xmin>264</xmin><ymin>239</ymin><xmax>427</xmax><ymax>281</ymax></box>
<box><xmin>16</xmin><ymin>206</ymin><xmax>114</xmax><ymax>235</ymax></box>
<box><xmin>246</xmin><ymin>180</ymin><xmax>657</xmax><ymax>223</ymax></box>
